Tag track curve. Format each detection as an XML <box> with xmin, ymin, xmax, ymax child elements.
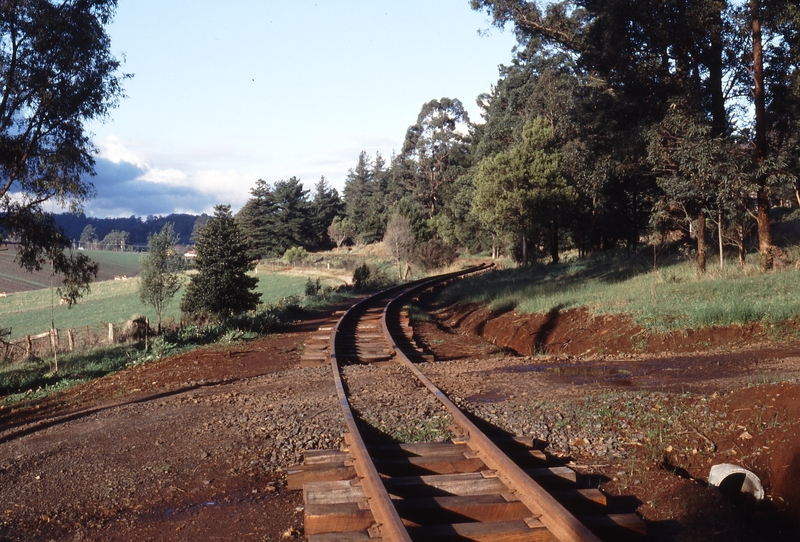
<box><xmin>290</xmin><ymin>267</ymin><xmax>645</xmax><ymax>542</ymax></box>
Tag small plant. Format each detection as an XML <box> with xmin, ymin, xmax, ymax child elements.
<box><xmin>305</xmin><ymin>277</ymin><xmax>322</xmax><ymax>297</ymax></box>
<box><xmin>353</xmin><ymin>264</ymin><xmax>370</xmax><ymax>290</ymax></box>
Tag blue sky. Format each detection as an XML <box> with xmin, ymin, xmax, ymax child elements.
<box><xmin>82</xmin><ymin>1</ymin><xmax>517</xmax><ymax>217</ymax></box>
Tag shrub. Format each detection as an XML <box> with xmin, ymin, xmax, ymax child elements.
<box><xmin>283</xmin><ymin>246</ymin><xmax>308</xmax><ymax>265</ymax></box>
<box><xmin>414</xmin><ymin>239</ymin><xmax>459</xmax><ymax>270</ymax></box>
<box><xmin>353</xmin><ymin>264</ymin><xmax>370</xmax><ymax>290</ymax></box>
<box><xmin>305</xmin><ymin>277</ymin><xmax>322</xmax><ymax>297</ymax></box>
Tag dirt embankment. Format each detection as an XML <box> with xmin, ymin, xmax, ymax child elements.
<box><xmin>433</xmin><ymin>300</ymin><xmax>781</xmax><ymax>357</ymax></box>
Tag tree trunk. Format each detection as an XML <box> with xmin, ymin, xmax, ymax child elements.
<box><xmin>697</xmin><ymin>213</ymin><xmax>707</xmax><ymax>274</ymax></box>
<box><xmin>752</xmin><ymin>0</ymin><xmax>774</xmax><ymax>271</ymax></box>
<box><xmin>550</xmin><ymin>220</ymin><xmax>559</xmax><ymax>264</ymax></box>
<box><xmin>718</xmin><ymin>210</ymin><xmax>724</xmax><ymax>270</ymax></box>
<box><xmin>737</xmin><ymin>223</ymin><xmax>746</xmax><ymax>267</ymax></box>
<box><xmin>521</xmin><ymin>234</ymin><xmax>528</xmax><ymax>266</ymax></box>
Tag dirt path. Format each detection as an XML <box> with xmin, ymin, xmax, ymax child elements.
<box><xmin>1</xmin><ymin>297</ymin><xmax>800</xmax><ymax>541</ymax></box>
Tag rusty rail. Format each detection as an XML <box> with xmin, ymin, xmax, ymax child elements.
<box><xmin>327</xmin><ymin>266</ymin><xmax>489</xmax><ymax>541</ymax></box>
<box><xmin>292</xmin><ymin>264</ymin><xmax>643</xmax><ymax>541</ymax></box>
<box><xmin>381</xmin><ymin>281</ymin><xmax>602</xmax><ymax>542</ymax></box>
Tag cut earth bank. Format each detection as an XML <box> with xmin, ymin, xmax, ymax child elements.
<box><xmin>0</xmin><ymin>299</ymin><xmax>798</xmax><ymax>541</ymax></box>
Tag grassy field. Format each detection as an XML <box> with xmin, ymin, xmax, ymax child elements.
<box><xmin>0</xmin><ymin>249</ymin><xmax>143</xmax><ymax>294</ymax></box>
<box><xmin>0</xmin><ymin>271</ymin><xmax>328</xmax><ymax>340</ymax></box>
<box><xmin>442</xmin><ymin>250</ymin><xmax>800</xmax><ymax>333</ymax></box>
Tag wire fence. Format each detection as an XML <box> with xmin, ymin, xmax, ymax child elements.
<box><xmin>1</xmin><ymin>319</ymin><xmax>149</xmax><ymax>364</ymax></box>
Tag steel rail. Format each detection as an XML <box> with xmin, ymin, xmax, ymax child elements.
<box><xmin>380</xmin><ymin>274</ymin><xmax>603</xmax><ymax>542</ymax></box>
<box><xmin>327</xmin><ymin>265</ymin><xmax>490</xmax><ymax>542</ymax></box>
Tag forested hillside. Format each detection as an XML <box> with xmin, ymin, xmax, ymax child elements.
<box><xmin>53</xmin><ymin>213</ymin><xmax>207</xmax><ymax>249</ymax></box>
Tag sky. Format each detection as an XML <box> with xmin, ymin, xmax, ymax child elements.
<box><xmin>82</xmin><ymin>0</ymin><xmax>519</xmax><ymax>218</ymax></box>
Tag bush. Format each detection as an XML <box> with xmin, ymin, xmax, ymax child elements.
<box><xmin>414</xmin><ymin>239</ymin><xmax>459</xmax><ymax>270</ymax></box>
<box><xmin>305</xmin><ymin>277</ymin><xmax>322</xmax><ymax>297</ymax></box>
<box><xmin>353</xmin><ymin>264</ymin><xmax>370</xmax><ymax>290</ymax></box>
<box><xmin>283</xmin><ymin>246</ymin><xmax>308</xmax><ymax>265</ymax></box>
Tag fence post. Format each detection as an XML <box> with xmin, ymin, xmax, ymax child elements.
<box><xmin>108</xmin><ymin>323</ymin><xmax>115</xmax><ymax>344</ymax></box>
<box><xmin>68</xmin><ymin>328</ymin><xmax>75</xmax><ymax>351</ymax></box>
<box><xmin>25</xmin><ymin>335</ymin><xmax>32</xmax><ymax>360</ymax></box>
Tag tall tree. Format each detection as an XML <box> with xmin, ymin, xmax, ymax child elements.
<box><xmin>309</xmin><ymin>176</ymin><xmax>344</xmax><ymax>249</ymax></box>
<box><xmin>139</xmin><ymin>223</ymin><xmax>185</xmax><ymax>333</ymax></box>
<box><xmin>236</xmin><ymin>179</ymin><xmax>278</xmax><ymax>259</ymax></box>
<box><xmin>0</xmin><ymin>0</ymin><xmax>125</xmax><ymax>296</ymax></box>
<box><xmin>80</xmin><ymin>224</ymin><xmax>98</xmax><ymax>249</ymax></box>
<box><xmin>472</xmin><ymin>118</ymin><xmax>574</xmax><ymax>265</ymax></box>
<box><xmin>270</xmin><ymin>177</ymin><xmax>312</xmax><ymax>252</ymax></box>
<box><xmin>472</xmin><ymin>0</ymin><xmax>799</xmax><ymax>268</ymax></box>
<box><xmin>181</xmin><ymin>205</ymin><xmax>260</xmax><ymax>319</ymax></box>
<box><xmin>395</xmin><ymin>98</ymin><xmax>473</xmax><ymax>217</ymax></box>
<box><xmin>343</xmin><ymin>151</ymin><xmax>386</xmax><ymax>244</ymax></box>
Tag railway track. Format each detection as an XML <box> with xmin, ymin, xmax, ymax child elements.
<box><xmin>290</xmin><ymin>266</ymin><xmax>645</xmax><ymax>541</ymax></box>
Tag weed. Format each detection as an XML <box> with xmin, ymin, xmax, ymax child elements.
<box><xmin>390</xmin><ymin>416</ymin><xmax>454</xmax><ymax>443</ymax></box>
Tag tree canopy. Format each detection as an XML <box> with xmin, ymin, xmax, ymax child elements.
<box><xmin>0</xmin><ymin>0</ymin><xmax>126</xmax><ymax>292</ymax></box>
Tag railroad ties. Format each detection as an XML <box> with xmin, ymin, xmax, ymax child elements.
<box><xmin>290</xmin><ymin>267</ymin><xmax>645</xmax><ymax>541</ymax></box>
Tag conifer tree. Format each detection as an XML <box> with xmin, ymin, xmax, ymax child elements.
<box><xmin>181</xmin><ymin>205</ymin><xmax>260</xmax><ymax>319</ymax></box>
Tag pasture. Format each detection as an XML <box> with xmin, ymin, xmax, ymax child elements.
<box><xmin>0</xmin><ymin>271</ymin><xmax>326</xmax><ymax>341</ymax></box>
<box><xmin>0</xmin><ymin>249</ymin><xmax>143</xmax><ymax>294</ymax></box>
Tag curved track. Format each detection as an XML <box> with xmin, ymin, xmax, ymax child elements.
<box><xmin>290</xmin><ymin>267</ymin><xmax>645</xmax><ymax>542</ymax></box>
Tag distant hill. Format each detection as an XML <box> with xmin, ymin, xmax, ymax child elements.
<box><xmin>53</xmin><ymin>212</ymin><xmax>207</xmax><ymax>250</ymax></box>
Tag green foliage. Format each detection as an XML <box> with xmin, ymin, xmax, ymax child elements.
<box><xmin>472</xmin><ymin>118</ymin><xmax>575</xmax><ymax>264</ymax></box>
<box><xmin>283</xmin><ymin>246</ymin><xmax>308</xmax><ymax>265</ymax></box>
<box><xmin>343</xmin><ymin>151</ymin><xmax>388</xmax><ymax>244</ymax></box>
<box><xmin>236</xmin><ymin>177</ymin><xmax>336</xmax><ymax>258</ymax></box>
<box><xmin>353</xmin><ymin>264</ymin><xmax>371</xmax><ymax>290</ymax></box>
<box><xmin>395</xmin><ymin>98</ymin><xmax>473</xmax><ymax>218</ymax></box>
<box><xmin>138</xmin><ymin>223</ymin><xmax>185</xmax><ymax>332</ymax></box>
<box><xmin>181</xmin><ymin>205</ymin><xmax>260</xmax><ymax>319</ymax></box>
<box><xmin>305</xmin><ymin>277</ymin><xmax>322</xmax><ymax>297</ymax></box>
<box><xmin>327</xmin><ymin>216</ymin><xmax>355</xmax><ymax>249</ymax></box>
<box><xmin>0</xmin><ymin>0</ymin><xmax>125</xmax><ymax>300</ymax></box>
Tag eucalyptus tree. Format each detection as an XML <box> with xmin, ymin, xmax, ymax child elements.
<box><xmin>395</xmin><ymin>98</ymin><xmax>473</xmax><ymax>218</ymax></box>
<box><xmin>0</xmin><ymin>0</ymin><xmax>125</xmax><ymax>301</ymax></box>
<box><xmin>139</xmin><ymin>223</ymin><xmax>185</xmax><ymax>333</ymax></box>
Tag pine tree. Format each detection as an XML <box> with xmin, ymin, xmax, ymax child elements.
<box><xmin>472</xmin><ymin>118</ymin><xmax>575</xmax><ymax>265</ymax></box>
<box><xmin>181</xmin><ymin>205</ymin><xmax>260</xmax><ymax>319</ymax></box>
<box><xmin>309</xmin><ymin>176</ymin><xmax>344</xmax><ymax>249</ymax></box>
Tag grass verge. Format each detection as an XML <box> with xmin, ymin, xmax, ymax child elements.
<box><xmin>441</xmin><ymin>250</ymin><xmax>800</xmax><ymax>332</ymax></box>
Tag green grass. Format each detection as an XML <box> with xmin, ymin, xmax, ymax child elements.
<box><xmin>0</xmin><ymin>272</ymin><xmax>331</xmax><ymax>340</ymax></box>
<box><xmin>442</xmin><ymin>250</ymin><xmax>800</xmax><ymax>332</ymax></box>
<box><xmin>0</xmin><ymin>345</ymin><xmax>134</xmax><ymax>404</ymax></box>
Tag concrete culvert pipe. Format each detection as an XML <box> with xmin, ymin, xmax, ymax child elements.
<box><xmin>708</xmin><ymin>463</ymin><xmax>765</xmax><ymax>503</ymax></box>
